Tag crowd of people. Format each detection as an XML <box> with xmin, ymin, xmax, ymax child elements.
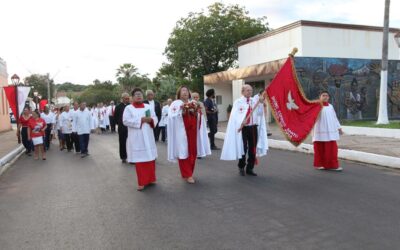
<box><xmin>16</xmin><ymin>85</ymin><xmax>343</xmax><ymax>191</ymax></box>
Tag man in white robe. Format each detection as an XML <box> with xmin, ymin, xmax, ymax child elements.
<box><xmin>123</xmin><ymin>88</ymin><xmax>158</xmax><ymax>191</ymax></box>
<box><xmin>312</xmin><ymin>91</ymin><xmax>343</xmax><ymax>171</ymax></box>
<box><xmin>221</xmin><ymin>84</ymin><xmax>268</xmax><ymax>176</ymax></box>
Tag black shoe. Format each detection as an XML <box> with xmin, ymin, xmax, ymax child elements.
<box><xmin>211</xmin><ymin>146</ymin><xmax>220</xmax><ymax>150</ymax></box>
<box><xmin>122</xmin><ymin>159</ymin><xmax>127</xmax><ymax>163</ymax></box>
<box><xmin>239</xmin><ymin>169</ymin><xmax>245</xmax><ymax>176</ymax></box>
<box><xmin>246</xmin><ymin>170</ymin><xmax>258</xmax><ymax>176</ymax></box>
<box><xmin>267</xmin><ymin>133</ymin><xmax>272</xmax><ymax>136</ymax></box>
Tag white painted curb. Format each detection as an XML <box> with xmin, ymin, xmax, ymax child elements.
<box><xmin>342</xmin><ymin>126</ymin><xmax>400</xmax><ymax>139</ymax></box>
<box><xmin>215</xmin><ymin>132</ymin><xmax>400</xmax><ymax>169</ymax></box>
<box><xmin>0</xmin><ymin>145</ymin><xmax>25</xmax><ymax>176</ymax></box>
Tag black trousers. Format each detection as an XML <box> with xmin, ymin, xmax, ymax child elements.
<box><xmin>79</xmin><ymin>134</ymin><xmax>90</xmax><ymax>154</ymax></box>
<box><xmin>207</xmin><ymin>117</ymin><xmax>218</xmax><ymax>147</ymax></box>
<box><xmin>118</xmin><ymin>125</ymin><xmax>128</xmax><ymax>160</ymax></box>
<box><xmin>238</xmin><ymin>125</ymin><xmax>258</xmax><ymax>171</ymax></box>
<box><xmin>21</xmin><ymin>127</ymin><xmax>33</xmax><ymax>153</ymax></box>
<box><xmin>109</xmin><ymin>116</ymin><xmax>116</xmax><ymax>132</ymax></box>
<box><xmin>44</xmin><ymin>123</ymin><xmax>53</xmax><ymax>149</ymax></box>
<box><xmin>64</xmin><ymin>133</ymin><xmax>73</xmax><ymax>151</ymax></box>
<box><xmin>153</xmin><ymin>125</ymin><xmax>160</xmax><ymax>141</ymax></box>
<box><xmin>71</xmin><ymin>132</ymin><xmax>80</xmax><ymax>153</ymax></box>
<box><xmin>160</xmin><ymin>126</ymin><xmax>166</xmax><ymax>142</ymax></box>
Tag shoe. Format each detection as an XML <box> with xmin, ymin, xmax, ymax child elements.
<box><xmin>329</xmin><ymin>167</ymin><xmax>343</xmax><ymax>172</ymax></box>
<box><xmin>211</xmin><ymin>146</ymin><xmax>220</xmax><ymax>150</ymax></box>
<box><xmin>239</xmin><ymin>169</ymin><xmax>245</xmax><ymax>176</ymax></box>
<box><xmin>267</xmin><ymin>133</ymin><xmax>272</xmax><ymax>136</ymax></box>
<box><xmin>246</xmin><ymin>170</ymin><xmax>258</xmax><ymax>176</ymax></box>
<box><xmin>316</xmin><ymin>167</ymin><xmax>326</xmax><ymax>170</ymax></box>
<box><xmin>81</xmin><ymin>154</ymin><xmax>88</xmax><ymax>158</ymax></box>
<box><xmin>122</xmin><ymin>159</ymin><xmax>127</xmax><ymax>163</ymax></box>
<box><xmin>137</xmin><ymin>186</ymin><xmax>145</xmax><ymax>191</ymax></box>
<box><xmin>187</xmin><ymin>177</ymin><xmax>195</xmax><ymax>184</ymax></box>
<box><xmin>42</xmin><ymin>158</ymin><xmax>46</xmax><ymax>160</ymax></box>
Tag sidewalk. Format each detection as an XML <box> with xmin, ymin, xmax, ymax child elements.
<box><xmin>0</xmin><ymin>127</ymin><xmax>25</xmax><ymax>174</ymax></box>
<box><xmin>216</xmin><ymin>121</ymin><xmax>400</xmax><ymax>168</ymax></box>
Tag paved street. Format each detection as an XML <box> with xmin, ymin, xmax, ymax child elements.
<box><xmin>0</xmin><ymin>133</ymin><xmax>400</xmax><ymax>250</ymax></box>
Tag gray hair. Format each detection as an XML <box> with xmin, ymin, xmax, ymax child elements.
<box><xmin>121</xmin><ymin>92</ymin><xmax>129</xmax><ymax>98</ymax></box>
<box><xmin>145</xmin><ymin>90</ymin><xmax>154</xmax><ymax>96</ymax></box>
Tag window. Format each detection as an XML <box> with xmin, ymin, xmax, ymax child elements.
<box><xmin>216</xmin><ymin>95</ymin><xmax>222</xmax><ymax>105</ymax></box>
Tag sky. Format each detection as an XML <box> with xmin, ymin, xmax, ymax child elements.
<box><xmin>1</xmin><ymin>0</ymin><xmax>399</xmax><ymax>85</ymax></box>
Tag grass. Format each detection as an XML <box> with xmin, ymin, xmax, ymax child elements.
<box><xmin>341</xmin><ymin>120</ymin><xmax>400</xmax><ymax>129</ymax></box>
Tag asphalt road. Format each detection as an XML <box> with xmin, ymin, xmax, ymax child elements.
<box><xmin>0</xmin><ymin>133</ymin><xmax>399</xmax><ymax>250</ymax></box>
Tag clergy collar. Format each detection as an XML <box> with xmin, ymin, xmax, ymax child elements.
<box><xmin>132</xmin><ymin>102</ymin><xmax>145</xmax><ymax>108</ymax></box>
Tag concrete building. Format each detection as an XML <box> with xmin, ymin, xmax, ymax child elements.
<box><xmin>0</xmin><ymin>57</ymin><xmax>11</xmax><ymax>132</ymax></box>
<box><xmin>204</xmin><ymin>20</ymin><xmax>400</xmax><ymax>121</ymax></box>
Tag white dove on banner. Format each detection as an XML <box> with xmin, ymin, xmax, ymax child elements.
<box><xmin>286</xmin><ymin>91</ymin><xmax>299</xmax><ymax>111</ymax></box>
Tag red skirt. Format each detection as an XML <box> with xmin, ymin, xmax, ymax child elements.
<box><xmin>135</xmin><ymin>160</ymin><xmax>156</xmax><ymax>186</ymax></box>
<box><xmin>313</xmin><ymin>141</ymin><xmax>339</xmax><ymax>169</ymax></box>
<box><xmin>178</xmin><ymin>114</ymin><xmax>197</xmax><ymax>178</ymax></box>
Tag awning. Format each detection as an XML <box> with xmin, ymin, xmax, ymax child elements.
<box><xmin>204</xmin><ymin>58</ymin><xmax>286</xmax><ymax>84</ymax></box>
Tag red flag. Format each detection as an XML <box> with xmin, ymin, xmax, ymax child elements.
<box><xmin>266</xmin><ymin>56</ymin><xmax>322</xmax><ymax>146</ymax></box>
<box><xmin>3</xmin><ymin>86</ymin><xmax>18</xmax><ymax>122</ymax></box>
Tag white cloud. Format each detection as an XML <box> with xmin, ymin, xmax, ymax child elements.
<box><xmin>1</xmin><ymin>0</ymin><xmax>399</xmax><ymax>85</ymax></box>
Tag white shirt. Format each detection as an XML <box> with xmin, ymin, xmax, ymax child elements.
<box><xmin>159</xmin><ymin>105</ymin><xmax>169</xmax><ymax>127</ymax></box>
<box><xmin>148</xmin><ymin>100</ymin><xmax>155</xmax><ymax>112</ymax></box>
<box><xmin>73</xmin><ymin>108</ymin><xmax>93</xmax><ymax>135</ymax></box>
<box><xmin>312</xmin><ymin>104</ymin><xmax>341</xmax><ymax>142</ymax></box>
<box><xmin>123</xmin><ymin>104</ymin><xmax>158</xmax><ymax>163</ymax></box>
<box><xmin>41</xmin><ymin>112</ymin><xmax>55</xmax><ymax>124</ymax></box>
<box><xmin>71</xmin><ymin>108</ymin><xmax>80</xmax><ymax>132</ymax></box>
<box><xmin>60</xmin><ymin>111</ymin><xmax>73</xmax><ymax>134</ymax></box>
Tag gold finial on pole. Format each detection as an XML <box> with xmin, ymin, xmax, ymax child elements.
<box><xmin>289</xmin><ymin>47</ymin><xmax>298</xmax><ymax>57</ymax></box>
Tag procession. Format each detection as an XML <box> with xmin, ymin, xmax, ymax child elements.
<box><xmin>1</xmin><ymin>0</ymin><xmax>400</xmax><ymax>249</ymax></box>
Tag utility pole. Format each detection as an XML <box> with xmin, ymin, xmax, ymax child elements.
<box><xmin>377</xmin><ymin>0</ymin><xmax>390</xmax><ymax>124</ymax></box>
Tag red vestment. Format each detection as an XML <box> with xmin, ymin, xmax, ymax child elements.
<box><xmin>313</xmin><ymin>141</ymin><xmax>339</xmax><ymax>169</ymax></box>
<box><xmin>135</xmin><ymin>160</ymin><xmax>156</xmax><ymax>186</ymax></box>
<box><xmin>178</xmin><ymin>113</ymin><xmax>197</xmax><ymax>178</ymax></box>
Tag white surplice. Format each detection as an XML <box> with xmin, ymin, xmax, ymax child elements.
<box><xmin>221</xmin><ymin>96</ymin><xmax>268</xmax><ymax>160</ymax></box>
<box><xmin>123</xmin><ymin>104</ymin><xmax>158</xmax><ymax>163</ymax></box>
<box><xmin>312</xmin><ymin>104</ymin><xmax>341</xmax><ymax>142</ymax></box>
<box><xmin>167</xmin><ymin>100</ymin><xmax>211</xmax><ymax>162</ymax></box>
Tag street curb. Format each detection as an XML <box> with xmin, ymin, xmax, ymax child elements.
<box><xmin>0</xmin><ymin>145</ymin><xmax>25</xmax><ymax>176</ymax></box>
<box><xmin>342</xmin><ymin>126</ymin><xmax>400</xmax><ymax>139</ymax></box>
<box><xmin>215</xmin><ymin>132</ymin><xmax>400</xmax><ymax>169</ymax></box>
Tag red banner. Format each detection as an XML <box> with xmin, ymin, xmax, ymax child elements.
<box><xmin>39</xmin><ymin>99</ymin><xmax>48</xmax><ymax>111</ymax></box>
<box><xmin>266</xmin><ymin>56</ymin><xmax>322</xmax><ymax>146</ymax></box>
<box><xmin>3</xmin><ymin>86</ymin><xmax>18</xmax><ymax>122</ymax></box>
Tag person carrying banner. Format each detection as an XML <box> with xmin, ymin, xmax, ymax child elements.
<box><xmin>221</xmin><ymin>84</ymin><xmax>268</xmax><ymax>176</ymax></box>
<box><xmin>312</xmin><ymin>91</ymin><xmax>343</xmax><ymax>171</ymax></box>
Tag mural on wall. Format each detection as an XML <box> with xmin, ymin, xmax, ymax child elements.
<box><xmin>295</xmin><ymin>57</ymin><xmax>400</xmax><ymax>120</ymax></box>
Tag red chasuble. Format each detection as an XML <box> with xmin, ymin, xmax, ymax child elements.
<box><xmin>178</xmin><ymin>112</ymin><xmax>198</xmax><ymax>178</ymax></box>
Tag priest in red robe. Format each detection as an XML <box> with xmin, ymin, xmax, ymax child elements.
<box><xmin>123</xmin><ymin>88</ymin><xmax>158</xmax><ymax>191</ymax></box>
<box><xmin>167</xmin><ymin>86</ymin><xmax>211</xmax><ymax>184</ymax></box>
<box><xmin>312</xmin><ymin>91</ymin><xmax>343</xmax><ymax>171</ymax></box>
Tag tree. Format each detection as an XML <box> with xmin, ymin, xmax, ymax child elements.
<box><xmin>56</xmin><ymin>82</ymin><xmax>88</xmax><ymax>92</ymax></box>
<box><xmin>77</xmin><ymin>79</ymin><xmax>119</xmax><ymax>106</ymax></box>
<box><xmin>116</xmin><ymin>63</ymin><xmax>152</xmax><ymax>93</ymax></box>
<box><xmin>24</xmin><ymin>74</ymin><xmax>55</xmax><ymax>100</ymax></box>
<box><xmin>163</xmin><ymin>3</ymin><xmax>269</xmax><ymax>92</ymax></box>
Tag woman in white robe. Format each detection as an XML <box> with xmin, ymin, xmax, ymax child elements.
<box><xmin>123</xmin><ymin>88</ymin><xmax>158</xmax><ymax>191</ymax></box>
<box><xmin>167</xmin><ymin>86</ymin><xmax>211</xmax><ymax>184</ymax></box>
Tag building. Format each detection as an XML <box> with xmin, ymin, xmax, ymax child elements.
<box><xmin>204</xmin><ymin>20</ymin><xmax>400</xmax><ymax>121</ymax></box>
<box><xmin>0</xmin><ymin>57</ymin><xmax>11</xmax><ymax>132</ymax></box>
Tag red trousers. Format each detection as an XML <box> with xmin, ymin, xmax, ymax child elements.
<box><xmin>135</xmin><ymin>160</ymin><xmax>156</xmax><ymax>186</ymax></box>
<box><xmin>178</xmin><ymin>114</ymin><xmax>197</xmax><ymax>178</ymax></box>
<box><xmin>313</xmin><ymin>141</ymin><xmax>339</xmax><ymax>169</ymax></box>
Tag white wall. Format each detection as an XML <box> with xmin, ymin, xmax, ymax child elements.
<box><xmin>301</xmin><ymin>26</ymin><xmax>400</xmax><ymax>60</ymax></box>
<box><xmin>204</xmin><ymin>83</ymin><xmax>232</xmax><ymax>121</ymax></box>
<box><xmin>238</xmin><ymin>27</ymin><xmax>303</xmax><ymax>67</ymax></box>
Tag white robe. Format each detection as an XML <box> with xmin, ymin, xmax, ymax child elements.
<box><xmin>158</xmin><ymin>105</ymin><xmax>169</xmax><ymax>127</ymax></box>
<box><xmin>312</xmin><ymin>104</ymin><xmax>341</xmax><ymax>142</ymax></box>
<box><xmin>167</xmin><ymin>100</ymin><xmax>211</xmax><ymax>162</ymax></box>
<box><xmin>221</xmin><ymin>96</ymin><xmax>268</xmax><ymax>160</ymax></box>
<box><xmin>123</xmin><ymin>104</ymin><xmax>158</xmax><ymax>163</ymax></box>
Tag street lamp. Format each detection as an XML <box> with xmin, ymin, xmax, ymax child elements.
<box><xmin>11</xmin><ymin>74</ymin><xmax>20</xmax><ymax>85</ymax></box>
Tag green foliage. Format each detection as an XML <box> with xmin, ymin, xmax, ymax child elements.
<box><xmin>76</xmin><ymin>79</ymin><xmax>119</xmax><ymax>106</ymax></box>
<box><xmin>24</xmin><ymin>74</ymin><xmax>55</xmax><ymax>100</ymax></box>
<box><xmin>163</xmin><ymin>2</ymin><xmax>268</xmax><ymax>91</ymax></box>
<box><xmin>56</xmin><ymin>82</ymin><xmax>87</xmax><ymax>92</ymax></box>
<box><xmin>116</xmin><ymin>63</ymin><xmax>152</xmax><ymax>94</ymax></box>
